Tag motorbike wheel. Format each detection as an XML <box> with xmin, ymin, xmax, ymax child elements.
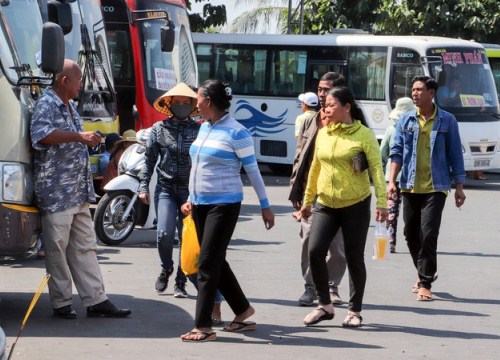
<box><xmin>94</xmin><ymin>190</ymin><xmax>138</xmax><ymax>245</ymax></box>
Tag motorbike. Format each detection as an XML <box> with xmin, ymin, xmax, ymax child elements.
<box><xmin>93</xmin><ymin>128</ymin><xmax>157</xmax><ymax>245</ymax></box>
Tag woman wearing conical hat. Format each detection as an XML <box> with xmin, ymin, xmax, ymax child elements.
<box><xmin>138</xmin><ymin>82</ymin><xmax>201</xmax><ymax>299</ymax></box>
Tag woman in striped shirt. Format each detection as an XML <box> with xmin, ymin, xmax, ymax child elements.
<box><xmin>180</xmin><ymin>79</ymin><xmax>275</xmax><ymax>342</ymax></box>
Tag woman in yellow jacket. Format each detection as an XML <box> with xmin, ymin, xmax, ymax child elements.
<box><xmin>301</xmin><ymin>86</ymin><xmax>388</xmax><ymax>328</ymax></box>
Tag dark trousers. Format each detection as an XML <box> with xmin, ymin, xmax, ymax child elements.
<box><xmin>192</xmin><ymin>202</ymin><xmax>249</xmax><ymax>328</ymax></box>
<box><xmin>308</xmin><ymin>196</ymin><xmax>371</xmax><ymax>312</ymax></box>
<box><xmin>402</xmin><ymin>192</ymin><xmax>447</xmax><ymax>289</ymax></box>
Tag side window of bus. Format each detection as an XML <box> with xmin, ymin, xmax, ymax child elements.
<box><xmin>348</xmin><ymin>47</ymin><xmax>387</xmax><ymax>100</ymax></box>
<box><xmin>195</xmin><ymin>44</ymin><xmax>212</xmax><ymax>83</ymax></box>
<box><xmin>269</xmin><ymin>49</ymin><xmax>307</xmax><ymax>96</ymax></box>
<box><xmin>213</xmin><ymin>46</ymin><xmax>267</xmax><ymax>95</ymax></box>
<box><xmin>491</xmin><ymin>58</ymin><xmax>500</xmax><ymax>99</ymax></box>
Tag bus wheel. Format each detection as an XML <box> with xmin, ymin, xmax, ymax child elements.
<box><xmin>94</xmin><ymin>190</ymin><xmax>138</xmax><ymax>245</ymax></box>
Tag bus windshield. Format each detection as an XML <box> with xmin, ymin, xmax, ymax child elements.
<box><xmin>137</xmin><ymin>1</ymin><xmax>196</xmax><ymax>106</ymax></box>
<box><xmin>0</xmin><ymin>0</ymin><xmax>43</xmax><ymax>82</ymax></box>
<box><xmin>429</xmin><ymin>47</ymin><xmax>499</xmax><ymax>110</ymax></box>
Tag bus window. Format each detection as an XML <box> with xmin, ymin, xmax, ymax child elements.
<box><xmin>491</xmin><ymin>58</ymin><xmax>500</xmax><ymax>92</ymax></box>
<box><xmin>348</xmin><ymin>47</ymin><xmax>387</xmax><ymax>101</ymax></box>
<box><xmin>195</xmin><ymin>44</ymin><xmax>212</xmax><ymax>82</ymax></box>
<box><xmin>307</xmin><ymin>62</ymin><xmax>347</xmax><ymax>93</ymax></box>
<box><xmin>269</xmin><ymin>49</ymin><xmax>307</xmax><ymax>96</ymax></box>
<box><xmin>390</xmin><ymin>48</ymin><xmax>422</xmax><ymax>106</ymax></box>
<box><xmin>107</xmin><ymin>28</ymin><xmax>134</xmax><ymax>85</ymax></box>
<box><xmin>211</xmin><ymin>45</ymin><xmax>267</xmax><ymax>95</ymax></box>
<box><xmin>391</xmin><ymin>64</ymin><xmax>423</xmax><ymax>105</ymax></box>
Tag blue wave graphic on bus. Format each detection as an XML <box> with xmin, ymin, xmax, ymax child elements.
<box><xmin>234</xmin><ymin>100</ymin><xmax>287</xmax><ymax>137</ymax></box>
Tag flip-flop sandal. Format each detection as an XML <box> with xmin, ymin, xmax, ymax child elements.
<box><xmin>304</xmin><ymin>306</ymin><xmax>334</xmax><ymax>326</ymax></box>
<box><xmin>342</xmin><ymin>312</ymin><xmax>363</xmax><ymax>328</ymax></box>
<box><xmin>181</xmin><ymin>330</ymin><xmax>216</xmax><ymax>342</ymax></box>
<box><xmin>417</xmin><ymin>287</ymin><xmax>433</xmax><ymax>301</ymax></box>
<box><xmin>222</xmin><ymin>321</ymin><xmax>257</xmax><ymax>332</ymax></box>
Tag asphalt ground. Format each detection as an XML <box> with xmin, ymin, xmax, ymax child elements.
<box><xmin>1</xmin><ymin>168</ymin><xmax>500</xmax><ymax>360</ymax></box>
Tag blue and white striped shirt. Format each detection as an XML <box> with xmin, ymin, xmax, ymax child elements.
<box><xmin>188</xmin><ymin>113</ymin><xmax>270</xmax><ymax>209</ymax></box>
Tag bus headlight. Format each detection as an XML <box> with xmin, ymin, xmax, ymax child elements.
<box><xmin>1</xmin><ymin>163</ymin><xmax>34</xmax><ymax>204</ymax></box>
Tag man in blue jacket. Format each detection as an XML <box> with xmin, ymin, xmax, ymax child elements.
<box><xmin>388</xmin><ymin>75</ymin><xmax>466</xmax><ymax>302</ymax></box>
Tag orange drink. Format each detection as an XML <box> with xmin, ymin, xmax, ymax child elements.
<box><xmin>375</xmin><ymin>237</ymin><xmax>387</xmax><ymax>260</ymax></box>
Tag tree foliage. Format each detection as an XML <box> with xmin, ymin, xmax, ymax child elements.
<box><xmin>375</xmin><ymin>0</ymin><xmax>500</xmax><ymax>43</ymax></box>
<box><xmin>230</xmin><ymin>0</ymin><xmax>289</xmax><ymax>34</ymax></box>
<box><xmin>185</xmin><ymin>0</ymin><xmax>227</xmax><ymax>33</ymax></box>
<box><xmin>299</xmin><ymin>0</ymin><xmax>380</xmax><ymax>34</ymax></box>
<box><xmin>189</xmin><ymin>0</ymin><xmax>500</xmax><ymax>43</ymax></box>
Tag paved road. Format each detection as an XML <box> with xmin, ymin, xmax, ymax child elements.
<box><xmin>1</xmin><ymin>169</ymin><xmax>500</xmax><ymax>360</ymax></box>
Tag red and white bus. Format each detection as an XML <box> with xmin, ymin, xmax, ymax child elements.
<box><xmin>101</xmin><ymin>0</ymin><xmax>198</xmax><ymax>130</ymax></box>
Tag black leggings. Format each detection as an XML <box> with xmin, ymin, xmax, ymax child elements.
<box><xmin>308</xmin><ymin>196</ymin><xmax>371</xmax><ymax>312</ymax></box>
<box><xmin>192</xmin><ymin>202</ymin><xmax>250</xmax><ymax>328</ymax></box>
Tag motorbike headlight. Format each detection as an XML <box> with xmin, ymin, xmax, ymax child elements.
<box><xmin>1</xmin><ymin>163</ymin><xmax>34</xmax><ymax>204</ymax></box>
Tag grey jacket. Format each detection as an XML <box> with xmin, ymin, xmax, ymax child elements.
<box><xmin>289</xmin><ymin>111</ymin><xmax>319</xmax><ymax>203</ymax></box>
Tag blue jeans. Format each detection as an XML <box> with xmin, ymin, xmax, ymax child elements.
<box><xmin>154</xmin><ymin>186</ymin><xmax>188</xmax><ymax>286</ymax></box>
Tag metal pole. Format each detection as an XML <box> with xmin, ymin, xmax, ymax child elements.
<box><xmin>299</xmin><ymin>0</ymin><xmax>304</xmax><ymax>34</ymax></box>
<box><xmin>288</xmin><ymin>0</ymin><xmax>292</xmax><ymax>34</ymax></box>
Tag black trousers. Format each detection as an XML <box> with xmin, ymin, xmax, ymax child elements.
<box><xmin>308</xmin><ymin>196</ymin><xmax>371</xmax><ymax>312</ymax></box>
<box><xmin>192</xmin><ymin>202</ymin><xmax>250</xmax><ymax>328</ymax></box>
<box><xmin>402</xmin><ymin>192</ymin><xmax>447</xmax><ymax>289</ymax></box>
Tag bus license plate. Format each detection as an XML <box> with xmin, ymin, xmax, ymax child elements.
<box><xmin>473</xmin><ymin>159</ymin><xmax>490</xmax><ymax>168</ymax></box>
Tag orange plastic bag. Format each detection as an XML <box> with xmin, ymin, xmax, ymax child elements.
<box><xmin>180</xmin><ymin>215</ymin><xmax>200</xmax><ymax>276</ymax></box>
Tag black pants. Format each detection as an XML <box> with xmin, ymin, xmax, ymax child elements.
<box><xmin>308</xmin><ymin>196</ymin><xmax>371</xmax><ymax>312</ymax></box>
<box><xmin>402</xmin><ymin>192</ymin><xmax>447</xmax><ymax>289</ymax></box>
<box><xmin>192</xmin><ymin>202</ymin><xmax>250</xmax><ymax>328</ymax></box>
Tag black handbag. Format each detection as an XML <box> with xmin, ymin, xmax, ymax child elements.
<box><xmin>352</xmin><ymin>152</ymin><xmax>369</xmax><ymax>172</ymax></box>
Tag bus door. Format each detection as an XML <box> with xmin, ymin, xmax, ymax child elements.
<box><xmin>389</xmin><ymin>48</ymin><xmax>424</xmax><ymax>107</ymax></box>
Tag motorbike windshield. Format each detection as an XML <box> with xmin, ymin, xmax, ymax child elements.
<box><xmin>0</xmin><ymin>0</ymin><xmax>43</xmax><ymax>83</ymax></box>
<box><xmin>429</xmin><ymin>47</ymin><xmax>499</xmax><ymax>113</ymax></box>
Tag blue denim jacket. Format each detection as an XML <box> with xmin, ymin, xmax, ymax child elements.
<box><xmin>389</xmin><ymin>107</ymin><xmax>466</xmax><ymax>191</ymax></box>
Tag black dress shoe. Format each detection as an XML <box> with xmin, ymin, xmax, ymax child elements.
<box><xmin>87</xmin><ymin>300</ymin><xmax>131</xmax><ymax>318</ymax></box>
<box><xmin>53</xmin><ymin>305</ymin><xmax>77</xmax><ymax>319</ymax></box>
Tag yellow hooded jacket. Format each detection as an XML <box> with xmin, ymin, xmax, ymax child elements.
<box><xmin>303</xmin><ymin>120</ymin><xmax>387</xmax><ymax>209</ymax></box>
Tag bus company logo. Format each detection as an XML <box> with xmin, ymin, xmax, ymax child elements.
<box><xmin>372</xmin><ymin>109</ymin><xmax>384</xmax><ymax>124</ymax></box>
<box><xmin>234</xmin><ymin>100</ymin><xmax>287</xmax><ymax>137</ymax></box>
<box><xmin>397</xmin><ymin>52</ymin><xmax>414</xmax><ymax>59</ymax></box>
<box><xmin>102</xmin><ymin>6</ymin><xmax>114</xmax><ymax>12</ymax></box>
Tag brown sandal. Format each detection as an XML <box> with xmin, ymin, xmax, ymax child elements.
<box><xmin>411</xmin><ymin>281</ymin><xmax>420</xmax><ymax>293</ymax></box>
<box><xmin>417</xmin><ymin>287</ymin><xmax>433</xmax><ymax>301</ymax></box>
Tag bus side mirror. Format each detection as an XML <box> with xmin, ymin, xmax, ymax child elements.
<box><xmin>132</xmin><ymin>105</ymin><xmax>141</xmax><ymax>124</ymax></box>
<box><xmin>41</xmin><ymin>22</ymin><xmax>64</xmax><ymax>74</ymax></box>
<box><xmin>47</xmin><ymin>0</ymin><xmax>73</xmax><ymax>35</ymax></box>
<box><xmin>160</xmin><ymin>20</ymin><xmax>175</xmax><ymax>52</ymax></box>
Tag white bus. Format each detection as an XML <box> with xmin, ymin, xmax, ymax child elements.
<box><xmin>193</xmin><ymin>33</ymin><xmax>500</xmax><ymax>171</ymax></box>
